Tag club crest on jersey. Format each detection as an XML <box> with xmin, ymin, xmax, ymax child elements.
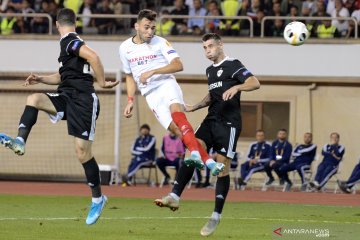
<box><xmin>217</xmin><ymin>69</ymin><xmax>223</xmax><ymax>77</ymax></box>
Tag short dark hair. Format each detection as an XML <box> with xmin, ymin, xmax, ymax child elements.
<box><xmin>140</xmin><ymin>124</ymin><xmax>151</xmax><ymax>131</ymax></box>
<box><xmin>137</xmin><ymin>9</ymin><xmax>157</xmax><ymax>22</ymax></box>
<box><xmin>57</xmin><ymin>8</ymin><xmax>76</xmax><ymax>26</ymax></box>
<box><xmin>278</xmin><ymin>128</ymin><xmax>287</xmax><ymax>133</ymax></box>
<box><xmin>330</xmin><ymin>132</ymin><xmax>340</xmax><ymax>138</ymax></box>
<box><xmin>202</xmin><ymin>33</ymin><xmax>222</xmax><ymax>42</ymax></box>
<box><xmin>256</xmin><ymin>129</ymin><xmax>265</xmax><ymax>133</ymax></box>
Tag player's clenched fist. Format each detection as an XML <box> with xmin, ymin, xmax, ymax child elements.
<box><xmin>139</xmin><ymin>70</ymin><xmax>154</xmax><ymax>84</ymax></box>
<box><xmin>100</xmin><ymin>80</ymin><xmax>120</xmax><ymax>89</ymax></box>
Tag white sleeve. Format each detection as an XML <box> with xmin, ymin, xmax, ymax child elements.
<box><xmin>119</xmin><ymin>44</ymin><xmax>132</xmax><ymax>74</ymax></box>
<box><xmin>159</xmin><ymin>38</ymin><xmax>180</xmax><ymax>63</ymax></box>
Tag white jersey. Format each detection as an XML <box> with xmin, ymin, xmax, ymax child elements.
<box><xmin>119</xmin><ymin>35</ymin><xmax>180</xmax><ymax>96</ymax></box>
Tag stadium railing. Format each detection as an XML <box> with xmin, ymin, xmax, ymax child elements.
<box><xmin>261</xmin><ymin>16</ymin><xmax>358</xmax><ymax>38</ymax></box>
<box><xmin>77</xmin><ymin>14</ymin><xmax>254</xmax><ymax>37</ymax></box>
<box><xmin>0</xmin><ymin>12</ymin><xmax>53</xmax><ymax>35</ymax></box>
<box><xmin>1</xmin><ymin>13</ymin><xmax>358</xmax><ymax>39</ymax></box>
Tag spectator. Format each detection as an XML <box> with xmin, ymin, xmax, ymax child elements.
<box><xmin>20</xmin><ymin>0</ymin><xmax>35</xmax><ymax>32</ymax></box>
<box><xmin>156</xmin><ymin>132</ymin><xmax>185</xmax><ymax>185</ymax></box>
<box><xmin>205</xmin><ymin>0</ymin><xmax>222</xmax><ymax>34</ymax></box>
<box><xmin>301</xmin><ymin>0</ymin><xmax>317</xmax><ymax>16</ymax></box>
<box><xmin>1</xmin><ymin>7</ymin><xmax>17</xmax><ymax>35</ymax></box>
<box><xmin>185</xmin><ymin>0</ymin><xmax>203</xmax><ymax>10</ymax></box>
<box><xmin>219</xmin><ymin>0</ymin><xmax>241</xmax><ymax>36</ymax></box>
<box><xmin>331</xmin><ymin>0</ymin><xmax>350</xmax><ymax>37</ymax></box>
<box><xmin>312</xmin><ymin>0</ymin><xmax>327</xmax><ymax>31</ymax></box>
<box><xmin>60</xmin><ymin>0</ymin><xmax>83</xmax><ymax>14</ymax></box>
<box><xmin>48</xmin><ymin>0</ymin><xmax>59</xmax><ymax>25</ymax></box>
<box><xmin>253</xmin><ymin>9</ymin><xmax>271</xmax><ymax>36</ymax></box>
<box><xmin>316</xmin><ymin>14</ymin><xmax>341</xmax><ymax>38</ymax></box>
<box><xmin>301</xmin><ymin>7</ymin><xmax>315</xmax><ymax>35</ymax></box>
<box><xmin>326</xmin><ymin>0</ymin><xmax>336</xmax><ymax>15</ymax></box>
<box><xmin>346</xmin><ymin>7</ymin><xmax>360</xmax><ymax>38</ymax></box>
<box><xmin>238</xmin><ymin>130</ymin><xmax>272</xmax><ymax>187</ymax></box>
<box><xmin>314</xmin><ymin>0</ymin><xmax>326</xmax><ymax>16</ymax></box>
<box><xmin>337</xmin><ymin>158</ymin><xmax>360</xmax><ymax>193</ymax></box>
<box><xmin>279</xmin><ymin>132</ymin><xmax>317</xmax><ymax>192</ymax></box>
<box><xmin>156</xmin><ymin>9</ymin><xmax>175</xmax><ymax>36</ymax></box>
<box><xmin>269</xmin><ymin>1</ymin><xmax>284</xmax><ymax>16</ymax></box>
<box><xmin>171</xmin><ymin>0</ymin><xmax>189</xmax><ymax>25</ymax></box>
<box><xmin>287</xmin><ymin>5</ymin><xmax>299</xmax><ymax>23</ymax></box>
<box><xmin>122</xmin><ymin>124</ymin><xmax>156</xmax><ymax>186</ymax></box>
<box><xmin>6</xmin><ymin>0</ymin><xmax>26</xmax><ymax>11</ymax></box>
<box><xmin>32</xmin><ymin>0</ymin><xmax>50</xmax><ymax>34</ymax></box>
<box><xmin>309</xmin><ymin>132</ymin><xmax>345</xmax><ymax>191</ymax></box>
<box><xmin>188</xmin><ymin>0</ymin><xmax>207</xmax><ymax>33</ymax></box>
<box><xmin>280</xmin><ymin>0</ymin><xmax>302</xmax><ymax>15</ymax></box>
<box><xmin>94</xmin><ymin>0</ymin><xmax>114</xmax><ymax>34</ymax></box>
<box><xmin>269</xmin><ymin>18</ymin><xmax>285</xmax><ymax>37</ymax></box>
<box><xmin>264</xmin><ymin>129</ymin><xmax>293</xmax><ymax>185</ymax></box>
<box><xmin>247</xmin><ymin>0</ymin><xmax>262</xmax><ymax>18</ymax></box>
<box><xmin>79</xmin><ymin>0</ymin><xmax>96</xmax><ymax>28</ymax></box>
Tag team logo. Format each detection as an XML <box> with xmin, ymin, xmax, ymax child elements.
<box><xmin>217</xmin><ymin>69</ymin><xmax>223</xmax><ymax>77</ymax></box>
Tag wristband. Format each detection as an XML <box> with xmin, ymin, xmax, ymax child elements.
<box><xmin>128</xmin><ymin>96</ymin><xmax>134</xmax><ymax>102</ymax></box>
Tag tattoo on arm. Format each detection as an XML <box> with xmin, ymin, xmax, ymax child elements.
<box><xmin>193</xmin><ymin>94</ymin><xmax>211</xmax><ymax>111</ymax></box>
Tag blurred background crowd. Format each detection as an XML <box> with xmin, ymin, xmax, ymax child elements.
<box><xmin>1</xmin><ymin>0</ymin><xmax>360</xmax><ymax>37</ymax></box>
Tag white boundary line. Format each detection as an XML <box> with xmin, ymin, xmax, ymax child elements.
<box><xmin>0</xmin><ymin>216</ymin><xmax>359</xmax><ymax>225</ymax></box>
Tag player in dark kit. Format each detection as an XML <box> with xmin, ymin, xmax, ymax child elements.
<box><xmin>0</xmin><ymin>8</ymin><xmax>119</xmax><ymax>225</ymax></box>
<box><xmin>155</xmin><ymin>33</ymin><xmax>260</xmax><ymax>236</ymax></box>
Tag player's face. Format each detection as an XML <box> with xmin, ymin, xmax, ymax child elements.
<box><xmin>277</xmin><ymin>131</ymin><xmax>287</xmax><ymax>141</ymax></box>
<box><xmin>135</xmin><ymin>18</ymin><xmax>156</xmax><ymax>43</ymax></box>
<box><xmin>303</xmin><ymin>133</ymin><xmax>312</xmax><ymax>144</ymax></box>
<box><xmin>256</xmin><ymin>131</ymin><xmax>265</xmax><ymax>142</ymax></box>
<box><xmin>140</xmin><ymin>128</ymin><xmax>150</xmax><ymax>136</ymax></box>
<box><xmin>330</xmin><ymin>133</ymin><xmax>339</xmax><ymax>145</ymax></box>
<box><xmin>203</xmin><ymin>39</ymin><xmax>223</xmax><ymax>62</ymax></box>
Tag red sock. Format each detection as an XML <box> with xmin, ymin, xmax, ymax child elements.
<box><xmin>196</xmin><ymin>140</ymin><xmax>210</xmax><ymax>163</ymax></box>
<box><xmin>171</xmin><ymin>112</ymin><xmax>198</xmax><ymax>152</ymax></box>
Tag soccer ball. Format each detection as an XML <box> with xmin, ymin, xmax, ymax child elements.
<box><xmin>283</xmin><ymin>21</ymin><xmax>310</xmax><ymax>46</ymax></box>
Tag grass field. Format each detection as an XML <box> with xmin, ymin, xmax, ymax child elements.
<box><xmin>0</xmin><ymin>194</ymin><xmax>359</xmax><ymax>240</ymax></box>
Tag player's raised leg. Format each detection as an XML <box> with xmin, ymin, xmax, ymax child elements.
<box><xmin>169</xmin><ymin>104</ymin><xmax>223</xmax><ymax>173</ymax></box>
<box><xmin>0</xmin><ymin>93</ymin><xmax>56</xmax><ymax>155</ymax></box>
<box><xmin>75</xmin><ymin>137</ymin><xmax>107</xmax><ymax>225</ymax></box>
<box><xmin>201</xmin><ymin>154</ymin><xmax>230</xmax><ymax>236</ymax></box>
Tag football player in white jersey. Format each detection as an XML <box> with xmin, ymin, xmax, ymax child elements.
<box><xmin>119</xmin><ymin>9</ymin><xmax>224</xmax><ymax>176</ymax></box>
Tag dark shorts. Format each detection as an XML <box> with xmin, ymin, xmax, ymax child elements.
<box><xmin>195</xmin><ymin>119</ymin><xmax>241</xmax><ymax>159</ymax></box>
<box><xmin>46</xmin><ymin>91</ymin><xmax>100</xmax><ymax>141</ymax></box>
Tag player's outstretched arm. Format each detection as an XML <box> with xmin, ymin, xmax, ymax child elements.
<box><xmin>139</xmin><ymin>57</ymin><xmax>183</xmax><ymax>84</ymax></box>
<box><xmin>79</xmin><ymin>45</ymin><xmax>119</xmax><ymax>89</ymax></box>
<box><xmin>223</xmin><ymin>76</ymin><xmax>260</xmax><ymax>101</ymax></box>
<box><xmin>124</xmin><ymin>74</ymin><xmax>136</xmax><ymax>118</ymax></box>
<box><xmin>24</xmin><ymin>72</ymin><xmax>61</xmax><ymax>86</ymax></box>
<box><xmin>185</xmin><ymin>93</ymin><xmax>211</xmax><ymax>112</ymax></box>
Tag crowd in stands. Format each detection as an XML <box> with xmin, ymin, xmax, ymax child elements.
<box><xmin>1</xmin><ymin>0</ymin><xmax>360</xmax><ymax>38</ymax></box>
<box><xmin>123</xmin><ymin>124</ymin><xmax>358</xmax><ymax>193</ymax></box>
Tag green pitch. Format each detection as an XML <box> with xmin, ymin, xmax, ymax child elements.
<box><xmin>0</xmin><ymin>194</ymin><xmax>359</xmax><ymax>240</ymax></box>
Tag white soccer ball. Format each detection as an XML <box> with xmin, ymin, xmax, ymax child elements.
<box><xmin>283</xmin><ymin>21</ymin><xmax>310</xmax><ymax>46</ymax></box>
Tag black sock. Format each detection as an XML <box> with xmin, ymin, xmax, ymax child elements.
<box><xmin>82</xmin><ymin>157</ymin><xmax>102</xmax><ymax>198</ymax></box>
<box><xmin>17</xmin><ymin>105</ymin><xmax>39</xmax><ymax>142</ymax></box>
<box><xmin>172</xmin><ymin>163</ymin><xmax>195</xmax><ymax>197</ymax></box>
<box><xmin>214</xmin><ymin>175</ymin><xmax>230</xmax><ymax>214</ymax></box>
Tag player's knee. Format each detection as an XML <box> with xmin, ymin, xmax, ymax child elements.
<box><xmin>26</xmin><ymin>93</ymin><xmax>42</xmax><ymax>107</ymax></box>
<box><xmin>75</xmin><ymin>146</ymin><xmax>91</xmax><ymax>163</ymax></box>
